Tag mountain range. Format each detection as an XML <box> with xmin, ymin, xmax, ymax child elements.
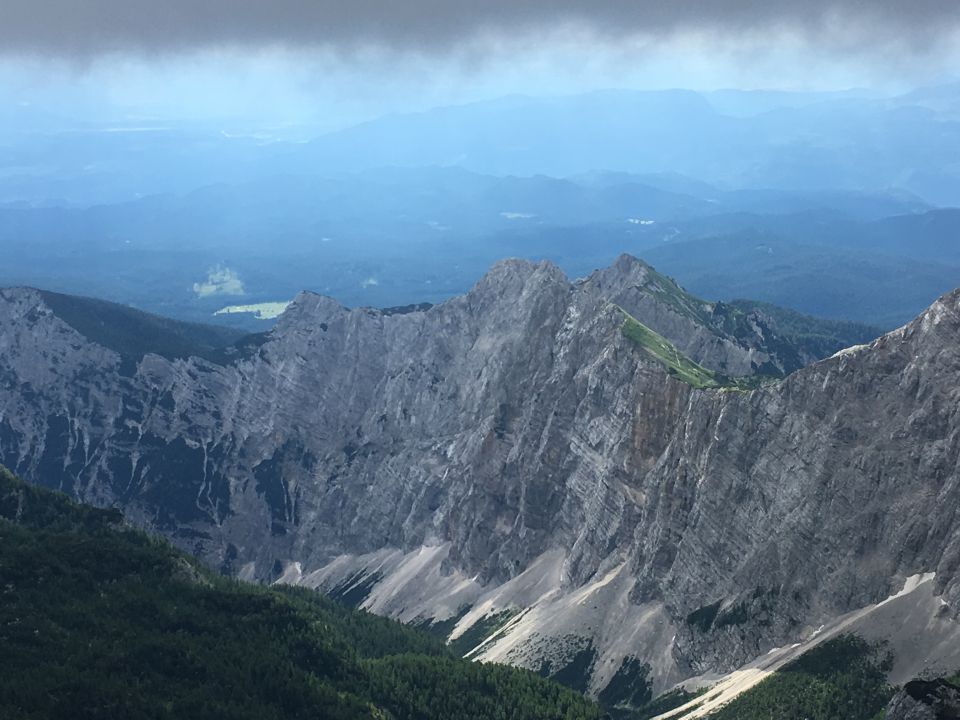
<box><xmin>2</xmin><ymin>254</ymin><xmax>960</xmax><ymax>716</ymax></box>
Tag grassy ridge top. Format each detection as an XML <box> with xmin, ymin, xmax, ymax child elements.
<box><xmin>619</xmin><ymin>309</ymin><xmax>773</xmax><ymax>391</ymax></box>
<box><xmin>620</xmin><ymin>311</ymin><xmax>721</xmax><ymax>389</ymax></box>
<box><xmin>0</xmin><ymin>466</ymin><xmax>600</xmax><ymax>720</ymax></box>
<box><xmin>621</xmin><ymin>260</ymin><xmax>884</xmax><ymax>372</ymax></box>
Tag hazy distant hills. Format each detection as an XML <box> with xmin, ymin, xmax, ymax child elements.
<box><xmin>283</xmin><ymin>89</ymin><xmax>960</xmax><ymax>203</ymax></box>
<box><xmin>0</xmin><ymin>166</ymin><xmax>954</xmax><ymax>329</ymax></box>
<box><xmin>1</xmin><ymin>84</ymin><xmax>958</xmax><ymax>329</ymax></box>
<box><xmin>2</xmin><ymin>84</ymin><xmax>960</xmax><ymax>207</ymax></box>
<box><xmin>639</xmin><ymin>211</ymin><xmax>960</xmax><ymax>328</ymax></box>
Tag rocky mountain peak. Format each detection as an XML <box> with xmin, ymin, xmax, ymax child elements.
<box><xmin>915</xmin><ymin>286</ymin><xmax>960</xmax><ymax>336</ymax></box>
<box><xmin>465</xmin><ymin>257</ymin><xmax>570</xmax><ymax>304</ymax></box>
<box><xmin>589</xmin><ymin>252</ymin><xmax>655</xmax><ymax>290</ymax></box>
<box><xmin>276</xmin><ymin>290</ymin><xmax>350</xmax><ymax>329</ymax></box>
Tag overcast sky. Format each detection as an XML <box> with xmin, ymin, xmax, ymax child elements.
<box><xmin>4</xmin><ymin>0</ymin><xmax>959</xmax><ymax>55</ymax></box>
<box><xmin>2</xmin><ymin>0</ymin><xmax>959</xmax><ymax>134</ymax></box>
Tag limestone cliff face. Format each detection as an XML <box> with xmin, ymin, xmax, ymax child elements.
<box><xmin>1</xmin><ymin>255</ymin><xmax>958</xmax><ymax>697</ymax></box>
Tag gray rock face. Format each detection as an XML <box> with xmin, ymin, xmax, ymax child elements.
<box><xmin>1</xmin><ymin>254</ymin><xmax>959</xmax><ymax>695</ymax></box>
<box><xmin>887</xmin><ymin>680</ymin><xmax>960</xmax><ymax>720</ymax></box>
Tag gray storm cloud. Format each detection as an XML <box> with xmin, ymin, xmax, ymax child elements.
<box><xmin>2</xmin><ymin>0</ymin><xmax>959</xmax><ymax>57</ymax></box>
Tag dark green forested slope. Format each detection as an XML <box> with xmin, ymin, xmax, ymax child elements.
<box><xmin>38</xmin><ymin>290</ymin><xmax>244</xmax><ymax>364</ymax></box>
<box><xmin>605</xmin><ymin>635</ymin><xmax>897</xmax><ymax>720</ymax></box>
<box><xmin>0</xmin><ymin>465</ymin><xmax>600</xmax><ymax>720</ymax></box>
<box><xmin>726</xmin><ymin>299</ymin><xmax>883</xmax><ymax>358</ymax></box>
<box><xmin>705</xmin><ymin>635</ymin><xmax>894</xmax><ymax>720</ymax></box>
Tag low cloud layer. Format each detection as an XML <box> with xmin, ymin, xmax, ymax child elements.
<box><xmin>193</xmin><ymin>266</ymin><xmax>245</xmax><ymax>299</ymax></box>
<box><xmin>3</xmin><ymin>1</ymin><xmax>959</xmax><ymax>58</ymax></box>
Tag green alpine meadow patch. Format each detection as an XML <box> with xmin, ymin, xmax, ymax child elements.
<box><xmin>619</xmin><ymin>309</ymin><xmax>779</xmax><ymax>391</ymax></box>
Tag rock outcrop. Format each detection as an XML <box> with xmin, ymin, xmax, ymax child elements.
<box><xmin>887</xmin><ymin>680</ymin><xmax>960</xmax><ymax>720</ymax></box>
<box><xmin>1</xmin><ymin>254</ymin><xmax>958</xmax><ymax>697</ymax></box>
